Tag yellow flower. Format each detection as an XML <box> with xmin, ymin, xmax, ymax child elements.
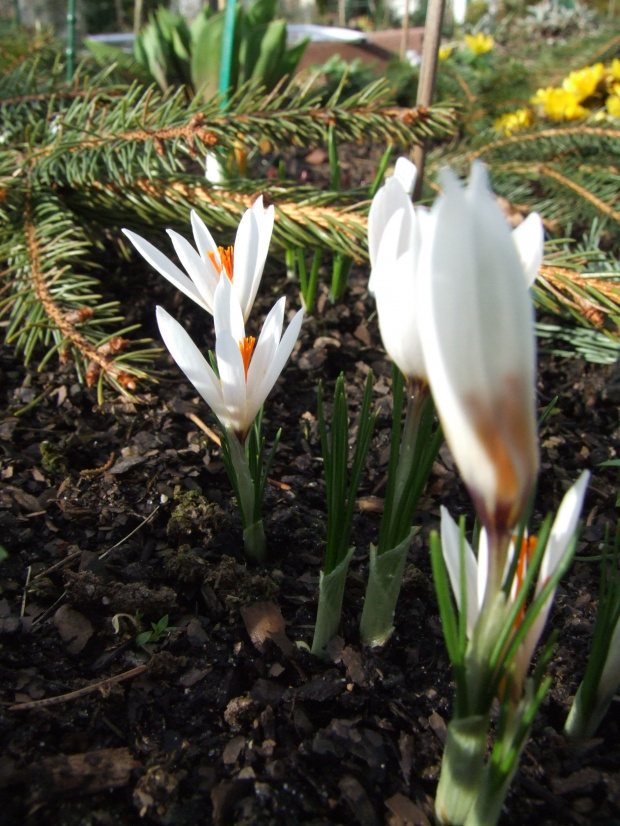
<box><xmin>464</xmin><ymin>32</ymin><xmax>494</xmax><ymax>56</ymax></box>
<box><xmin>562</xmin><ymin>63</ymin><xmax>604</xmax><ymax>102</ymax></box>
<box><xmin>438</xmin><ymin>45</ymin><xmax>454</xmax><ymax>61</ymax></box>
<box><xmin>607</xmin><ymin>92</ymin><xmax>620</xmax><ymax>119</ymax></box>
<box><xmin>607</xmin><ymin>58</ymin><xmax>620</xmax><ymax>82</ymax></box>
<box><xmin>494</xmin><ymin>108</ymin><xmax>534</xmax><ymax>136</ymax></box>
<box><xmin>531</xmin><ymin>86</ymin><xmax>587</xmax><ymax>121</ymax></box>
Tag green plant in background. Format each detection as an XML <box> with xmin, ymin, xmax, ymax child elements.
<box><xmin>565</xmin><ymin>521</ymin><xmax>620</xmax><ymax>739</ymax></box>
<box><xmin>312</xmin><ymin>372</ymin><xmax>376</xmax><ymax>656</ymax></box>
<box><xmin>85</xmin><ymin>0</ymin><xmax>310</xmax><ymax>100</ymax></box>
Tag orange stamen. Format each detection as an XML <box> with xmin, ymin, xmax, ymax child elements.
<box><xmin>239</xmin><ymin>336</ymin><xmax>256</xmax><ymax>380</ymax></box>
<box><xmin>514</xmin><ymin>535</ymin><xmax>537</xmax><ymax>627</ymax></box>
<box><xmin>207</xmin><ymin>245</ymin><xmax>234</xmax><ymax>281</ymax></box>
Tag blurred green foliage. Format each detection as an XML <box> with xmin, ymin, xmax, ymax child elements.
<box><xmin>85</xmin><ymin>0</ymin><xmax>309</xmax><ymax>99</ymax></box>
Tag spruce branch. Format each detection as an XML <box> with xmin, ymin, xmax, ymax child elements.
<box><xmin>24</xmin><ymin>78</ymin><xmax>457</xmax><ymax>189</ymax></box>
<box><xmin>1</xmin><ymin>191</ymin><xmax>154</xmax><ymax>399</ymax></box>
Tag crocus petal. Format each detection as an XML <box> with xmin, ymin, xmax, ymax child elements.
<box><xmin>477</xmin><ymin>530</ymin><xmax>490</xmax><ymax>612</ymax></box>
<box><xmin>127</xmin><ymin>202</ymin><xmax>271</xmax><ymax>323</ymax></box>
<box><xmin>167</xmin><ymin>229</ymin><xmax>218</xmax><ymax>310</ymax></box>
<box><xmin>374</xmin><ymin>237</ymin><xmax>426</xmax><ymax>380</ymax></box>
<box><xmin>537</xmin><ymin>469</ymin><xmax>590</xmax><ymax>593</ymax></box>
<box><xmin>368</xmin><ymin>160</ymin><xmax>417</xmax><ymax>294</ymax></box>
<box><xmin>233</xmin><ymin>207</ymin><xmax>260</xmax><ymax>322</ymax></box>
<box><xmin>155</xmin><ymin>306</ymin><xmax>228</xmax><ymax>423</ymax></box>
<box><xmin>247</xmin><ymin>297</ymin><xmax>286</xmax><ymax>389</ymax></box>
<box><xmin>251</xmin><ymin>198</ymin><xmax>275</xmax><ymax>315</ymax></box>
<box><xmin>253</xmin><ymin>196</ymin><xmax>275</xmax><ymax>269</ymax></box>
<box><xmin>245</xmin><ymin>307</ymin><xmax>304</xmax><ymax>428</ymax></box>
<box><xmin>441</xmin><ymin>506</ymin><xmax>480</xmax><ymax>637</ymax></box>
<box><xmin>521</xmin><ymin>470</ymin><xmax>590</xmax><ymax>675</ymax></box>
<box><xmin>214</xmin><ymin>271</ymin><xmax>246</xmax><ymax>345</ymax></box>
<box><xmin>512</xmin><ymin>212</ymin><xmax>544</xmax><ymax>287</ymax></box>
<box><xmin>205</xmin><ymin>150</ymin><xmax>225</xmax><ymax>183</ymax></box>
<box><xmin>190</xmin><ymin>210</ymin><xmax>220</xmax><ymax>266</ymax></box>
<box><xmin>419</xmin><ymin>162</ymin><xmax>539</xmax><ymax>536</ymax></box>
<box><xmin>208</xmin><ymin>278</ymin><xmax>304</xmax><ymax>438</ymax></box>
<box><xmin>216</xmin><ymin>328</ymin><xmax>248</xmax><ymax>432</ymax></box>
<box><xmin>123</xmin><ymin>230</ymin><xmax>205</xmax><ymax>307</ymax></box>
<box><xmin>394</xmin><ymin>156</ymin><xmax>417</xmax><ymax>195</ymax></box>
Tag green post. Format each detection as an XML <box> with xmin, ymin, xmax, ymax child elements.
<box><xmin>219</xmin><ymin>0</ymin><xmax>237</xmax><ymax>105</ymax></box>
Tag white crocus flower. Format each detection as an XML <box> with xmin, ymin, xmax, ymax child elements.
<box><xmin>512</xmin><ymin>212</ymin><xmax>545</xmax><ymax>287</ymax></box>
<box><xmin>372</xmin><ymin>206</ymin><xmax>434</xmax><ymax>383</ymax></box>
<box><xmin>518</xmin><ymin>469</ymin><xmax>590</xmax><ymax>672</ymax></box>
<box><xmin>156</xmin><ymin>274</ymin><xmax>303</xmax><ymax>441</ymax></box>
<box><xmin>368</xmin><ymin>159</ymin><xmax>543</xmax><ymax>387</ymax></box>
<box><xmin>441</xmin><ymin>470</ymin><xmax>589</xmax><ymax>687</ymax></box>
<box><xmin>123</xmin><ymin>196</ymin><xmax>274</xmax><ymax>322</ymax></box>
<box><xmin>419</xmin><ymin>163</ymin><xmax>541</xmax><ymax>551</ymax></box>
<box><xmin>367</xmin><ymin>157</ymin><xmax>417</xmax><ymax>295</ymax></box>
<box><xmin>367</xmin><ymin>158</ymin><xmax>430</xmax><ymax>383</ymax></box>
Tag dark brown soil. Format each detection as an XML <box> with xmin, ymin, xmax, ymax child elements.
<box><xmin>1</xmin><ymin>151</ymin><xmax>620</xmax><ymax>826</ymax></box>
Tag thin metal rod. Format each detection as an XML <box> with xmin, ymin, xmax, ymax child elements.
<box><xmin>412</xmin><ymin>0</ymin><xmax>446</xmax><ymax>200</ymax></box>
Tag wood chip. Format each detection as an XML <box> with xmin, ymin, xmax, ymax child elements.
<box><xmin>53</xmin><ymin>604</ymin><xmax>94</xmax><ymax>655</ymax></box>
<box><xmin>240</xmin><ymin>602</ymin><xmax>295</xmax><ymax>657</ymax></box>
<box><xmin>385</xmin><ymin>792</ymin><xmax>432</xmax><ymax>826</ymax></box>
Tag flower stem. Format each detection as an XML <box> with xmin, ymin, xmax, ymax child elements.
<box><xmin>226</xmin><ymin>429</ymin><xmax>265</xmax><ymax>561</ymax></box>
<box><xmin>434</xmin><ymin>715</ymin><xmax>488</xmax><ymax>826</ymax></box>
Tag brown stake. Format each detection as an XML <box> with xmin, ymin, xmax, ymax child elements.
<box><xmin>413</xmin><ymin>0</ymin><xmax>447</xmax><ymax>201</ymax></box>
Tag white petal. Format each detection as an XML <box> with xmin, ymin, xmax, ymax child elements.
<box><xmin>246</xmin><ymin>306</ymin><xmax>304</xmax><ymax>427</ymax></box>
<box><xmin>205</xmin><ymin>150</ymin><xmax>225</xmax><ymax>183</ymax></box>
<box><xmin>214</xmin><ymin>272</ymin><xmax>246</xmax><ymax>344</ymax></box>
<box><xmin>190</xmin><ymin>210</ymin><xmax>220</xmax><ymax>267</ymax></box>
<box><xmin>477</xmin><ymin>530</ymin><xmax>489</xmax><ymax>612</ymax></box>
<box><xmin>522</xmin><ymin>470</ymin><xmax>590</xmax><ymax>674</ymax></box>
<box><xmin>123</xmin><ymin>229</ymin><xmax>205</xmax><ymax>307</ymax></box>
<box><xmin>538</xmin><ymin>470</ymin><xmax>590</xmax><ymax>592</ymax></box>
<box><xmin>375</xmin><ymin>247</ymin><xmax>426</xmax><ymax>380</ymax></box>
<box><xmin>215</xmin><ymin>328</ymin><xmax>247</xmax><ymax>433</ymax></box>
<box><xmin>394</xmin><ymin>156</ymin><xmax>417</xmax><ymax>195</ymax></box>
<box><xmin>155</xmin><ymin>306</ymin><xmax>228</xmax><ymax>422</ymax></box>
<box><xmin>247</xmin><ymin>297</ymin><xmax>285</xmax><ymax>389</ymax></box>
<box><xmin>167</xmin><ymin>230</ymin><xmax>218</xmax><ymax>311</ymax></box>
<box><xmin>419</xmin><ymin>163</ymin><xmax>538</xmax><ymax>531</ymax></box>
<box><xmin>233</xmin><ymin>207</ymin><xmax>260</xmax><ymax>322</ymax></box>
<box><xmin>440</xmin><ymin>506</ymin><xmax>480</xmax><ymax>637</ymax></box>
<box><xmin>512</xmin><ymin>213</ymin><xmax>544</xmax><ymax>287</ymax></box>
<box><xmin>247</xmin><ymin>198</ymin><xmax>274</xmax><ymax>319</ymax></box>
<box><xmin>368</xmin><ymin>174</ymin><xmax>416</xmax><ymax>292</ymax></box>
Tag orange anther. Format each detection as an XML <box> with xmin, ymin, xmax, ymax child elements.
<box><xmin>207</xmin><ymin>245</ymin><xmax>234</xmax><ymax>281</ymax></box>
<box><xmin>239</xmin><ymin>336</ymin><xmax>256</xmax><ymax>380</ymax></box>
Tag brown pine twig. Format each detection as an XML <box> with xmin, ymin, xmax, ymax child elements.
<box><xmin>8</xmin><ymin>664</ymin><xmax>148</xmax><ymax>711</ymax></box>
